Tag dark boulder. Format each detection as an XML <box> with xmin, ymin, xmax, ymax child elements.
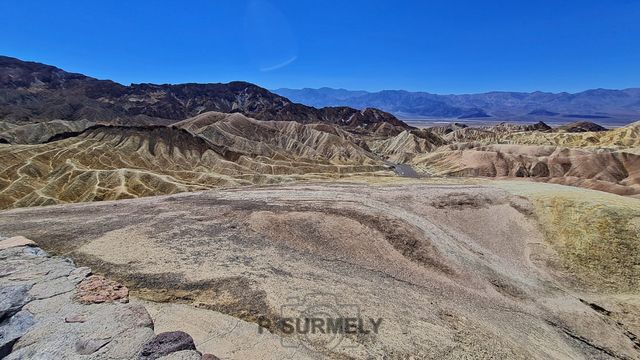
<box><xmin>139</xmin><ymin>331</ymin><xmax>198</xmax><ymax>360</ymax></box>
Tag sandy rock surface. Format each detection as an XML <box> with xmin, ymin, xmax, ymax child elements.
<box><xmin>1</xmin><ymin>183</ymin><xmax>638</xmax><ymax>359</ymax></box>
<box><xmin>0</xmin><ymin>238</ymin><xmax>155</xmax><ymax>359</ymax></box>
<box><xmin>0</xmin><ymin>236</ymin><xmax>315</xmax><ymax>359</ymax></box>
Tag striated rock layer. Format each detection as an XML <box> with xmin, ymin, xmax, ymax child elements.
<box><xmin>435</xmin><ymin>121</ymin><xmax>640</xmax><ymax>150</ymax></box>
<box><xmin>0</xmin><ymin>113</ymin><xmax>389</xmax><ymax>209</ymax></box>
<box><xmin>411</xmin><ymin>143</ymin><xmax>640</xmax><ymax>196</ymax></box>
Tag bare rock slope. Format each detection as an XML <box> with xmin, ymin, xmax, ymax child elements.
<box><xmin>494</xmin><ymin>121</ymin><xmax>640</xmax><ymax>149</ymax></box>
<box><xmin>0</xmin><ymin>235</ymin><xmax>308</xmax><ymax>359</ymax></box>
<box><xmin>0</xmin><ymin>183</ymin><xmax>638</xmax><ymax>359</ymax></box>
<box><xmin>0</xmin><ymin>119</ymin><xmax>95</xmax><ymax>144</ymax></box>
<box><xmin>0</xmin><ymin>113</ymin><xmax>388</xmax><ymax>209</ymax></box>
<box><xmin>411</xmin><ymin>143</ymin><xmax>640</xmax><ymax>196</ymax></box>
<box><xmin>436</xmin><ymin>121</ymin><xmax>640</xmax><ymax>150</ymax></box>
<box><xmin>0</xmin><ymin>56</ymin><xmax>407</xmax><ymax>130</ymax></box>
<box><xmin>0</xmin><ymin>236</ymin><xmax>191</xmax><ymax>359</ymax></box>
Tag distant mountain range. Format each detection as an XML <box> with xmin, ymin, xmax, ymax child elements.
<box><xmin>0</xmin><ymin>56</ymin><xmax>407</xmax><ymax>129</ymax></box>
<box><xmin>4</xmin><ymin>55</ymin><xmax>638</xmax><ymax>129</ymax></box>
<box><xmin>274</xmin><ymin>87</ymin><xmax>640</xmax><ymax>123</ymax></box>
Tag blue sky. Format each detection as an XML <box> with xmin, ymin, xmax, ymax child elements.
<box><xmin>1</xmin><ymin>0</ymin><xmax>639</xmax><ymax>93</ymax></box>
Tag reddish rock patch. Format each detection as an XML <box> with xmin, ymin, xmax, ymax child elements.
<box><xmin>73</xmin><ymin>275</ymin><xmax>129</xmax><ymax>304</ymax></box>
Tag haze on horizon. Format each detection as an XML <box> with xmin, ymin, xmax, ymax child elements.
<box><xmin>1</xmin><ymin>0</ymin><xmax>639</xmax><ymax>94</ymax></box>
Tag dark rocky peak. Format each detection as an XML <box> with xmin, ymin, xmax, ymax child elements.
<box><xmin>0</xmin><ymin>56</ymin><xmax>408</xmax><ymax>129</ymax></box>
<box><xmin>555</xmin><ymin>121</ymin><xmax>607</xmax><ymax>132</ymax></box>
<box><xmin>0</xmin><ymin>55</ymin><xmax>90</xmax><ymax>89</ymax></box>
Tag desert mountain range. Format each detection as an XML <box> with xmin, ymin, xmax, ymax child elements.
<box><xmin>275</xmin><ymin>87</ymin><xmax>640</xmax><ymax>122</ymax></box>
<box><xmin>1</xmin><ymin>56</ymin><xmax>640</xmax><ymax>359</ymax></box>
<box><xmin>0</xmin><ymin>55</ymin><xmax>406</xmax><ymax>129</ymax></box>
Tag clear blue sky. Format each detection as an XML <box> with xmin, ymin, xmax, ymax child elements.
<box><xmin>1</xmin><ymin>0</ymin><xmax>639</xmax><ymax>93</ymax></box>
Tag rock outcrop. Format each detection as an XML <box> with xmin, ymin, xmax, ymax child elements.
<box><xmin>139</xmin><ymin>331</ymin><xmax>198</xmax><ymax>360</ymax></box>
<box><xmin>0</xmin><ymin>236</ymin><xmax>215</xmax><ymax>360</ymax></box>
